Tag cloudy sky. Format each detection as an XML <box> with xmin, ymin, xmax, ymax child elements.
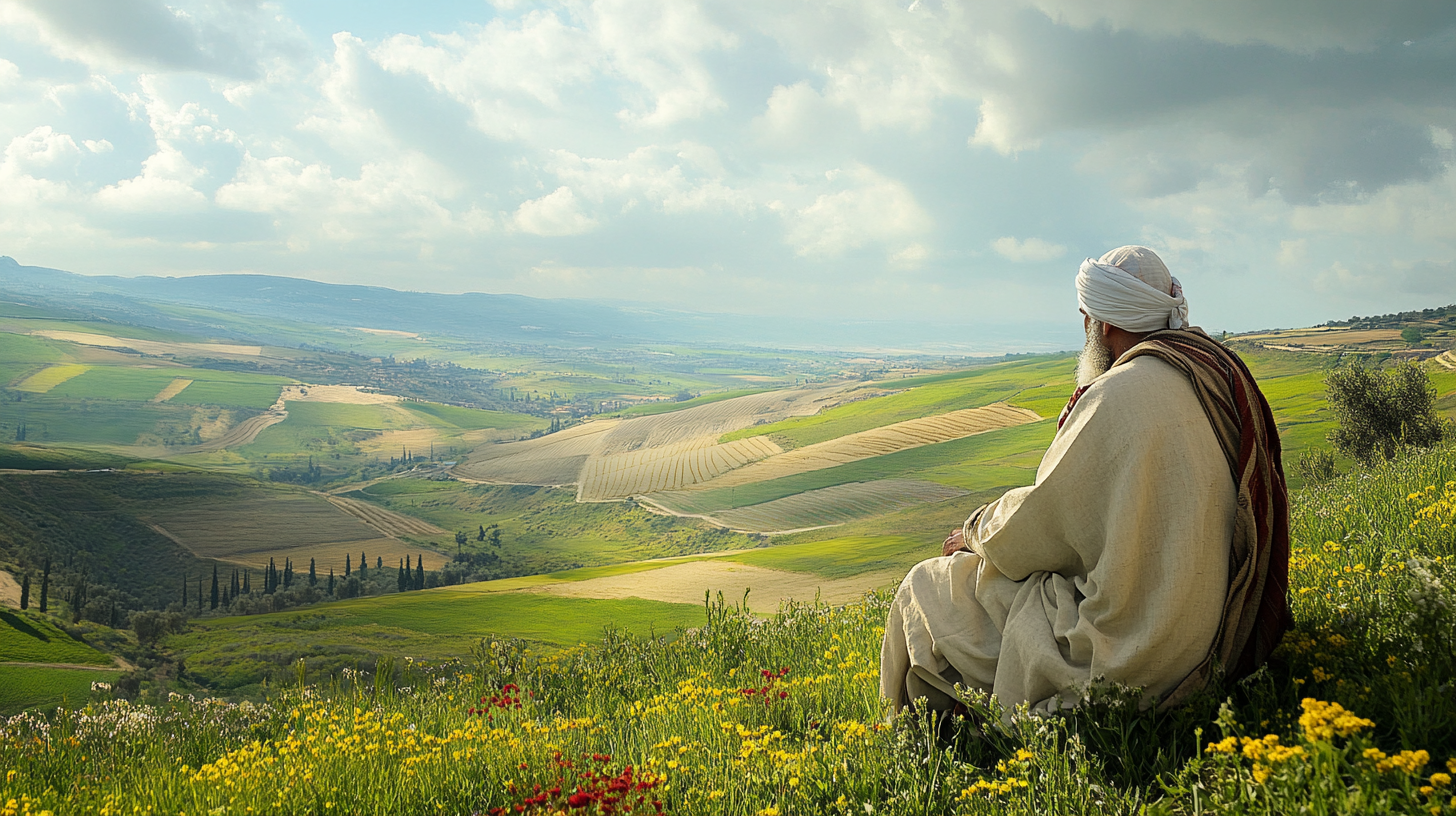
<box><xmin>0</xmin><ymin>0</ymin><xmax>1453</xmax><ymax>342</ymax></box>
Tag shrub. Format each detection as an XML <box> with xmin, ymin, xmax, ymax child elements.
<box><xmin>1295</xmin><ymin>447</ymin><xmax>1337</xmax><ymax>483</ymax></box>
<box><xmin>1325</xmin><ymin>361</ymin><xmax>1447</xmax><ymax>465</ymax></box>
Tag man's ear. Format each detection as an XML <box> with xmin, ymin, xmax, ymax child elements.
<box><xmin>1100</xmin><ymin>321</ymin><xmax>1114</xmax><ymax>340</ymax></box>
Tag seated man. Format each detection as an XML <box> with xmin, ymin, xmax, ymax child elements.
<box><xmin>880</xmin><ymin>246</ymin><xmax>1291</xmax><ymax>716</ymax></box>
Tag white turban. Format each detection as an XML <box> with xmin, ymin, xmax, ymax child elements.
<box><xmin>1075</xmin><ymin>245</ymin><xmax>1188</xmax><ymax>332</ymax></box>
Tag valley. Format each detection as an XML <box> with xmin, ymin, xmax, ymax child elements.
<box><xmin>2</xmin><ymin>275</ymin><xmax>1455</xmax><ymax>712</ymax></box>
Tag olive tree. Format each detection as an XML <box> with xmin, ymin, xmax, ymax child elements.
<box><xmin>1325</xmin><ymin>360</ymin><xmax>1448</xmax><ymax>465</ymax></box>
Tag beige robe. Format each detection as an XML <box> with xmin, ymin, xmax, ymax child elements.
<box><xmin>880</xmin><ymin>356</ymin><xmax>1236</xmax><ymax>714</ymax></box>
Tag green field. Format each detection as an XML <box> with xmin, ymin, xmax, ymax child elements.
<box><xmin>0</xmin><ymin>442</ymin><xmax>133</xmax><ymax>470</ymax></box>
<box><xmin>172</xmin><ymin>590</ymin><xmax>705</xmax><ymax>690</ymax></box>
<box><xmin>665</xmin><ymin>421</ymin><xmax>1054</xmax><ymax>513</ymax></box>
<box><xmin>0</xmin><ymin>609</ymin><xmax>114</xmax><ymax>665</ymax></box>
<box><xmin>721</xmin><ymin>356</ymin><xmax>1075</xmax><ymax>447</ymax></box>
<box><xmin>0</xmin><ymin>664</ymin><xmax>119</xmax><ymax>715</ymax></box>
<box><xmin>723</xmin><ymin>534</ymin><xmax>924</xmax><ymax>579</ymax></box>
<box><xmin>353</xmin><ymin>482</ymin><xmax>756</xmax><ymax>576</ymax></box>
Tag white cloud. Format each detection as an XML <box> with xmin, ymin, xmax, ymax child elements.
<box><xmin>3</xmin><ymin>126</ymin><xmax>81</xmax><ymax>174</ymax></box>
<box><xmin>94</xmin><ymin>144</ymin><xmax>207</xmax><ymax>212</ymax></box>
<box><xmin>513</xmin><ymin>187</ymin><xmax>597</xmax><ymax>236</ymax></box>
<box><xmin>992</xmin><ymin>236</ymin><xmax>1067</xmax><ymax>263</ymax></box>
<box><xmin>781</xmin><ymin>166</ymin><xmax>930</xmax><ymax>257</ymax></box>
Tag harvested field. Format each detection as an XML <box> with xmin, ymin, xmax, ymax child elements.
<box><xmin>577</xmin><ymin>436</ymin><xmax>781</xmax><ymax>501</ymax></box>
<box><xmin>326</xmin><ymin>495</ymin><xmax>447</xmax><ymax>538</ymax></box>
<box><xmin>0</xmin><ymin>571</ymin><xmax>19</xmax><ymax>608</ymax></box>
<box><xmin>456</xmin><ymin>385</ymin><xmax>844</xmax><ymax>492</ymax></box>
<box><xmin>16</xmin><ymin>364</ymin><xmax>90</xmax><ymax>393</ymax></box>
<box><xmin>151</xmin><ymin>378</ymin><xmax>193</xmax><ymax>402</ymax></box>
<box><xmin>682</xmin><ymin>479</ymin><xmax>969</xmax><ymax>533</ymax></box>
<box><xmin>526</xmin><ymin>560</ymin><xmax>895</xmax><ymax>607</ymax></box>
<box><xmin>675</xmin><ymin>402</ymin><xmax>1039</xmax><ymax>492</ymax></box>
<box><xmin>30</xmin><ymin>330</ymin><xmax>262</xmax><ymax>357</ymax></box>
<box><xmin>1436</xmin><ymin>352</ymin><xmax>1456</xmax><ymax>371</ymax></box>
<box><xmin>455</xmin><ymin>421</ymin><xmax>618</xmax><ymax>485</ymax></box>
<box><xmin>353</xmin><ymin>328</ymin><xmax>419</xmax><ymax>338</ymax></box>
<box><xmin>1240</xmin><ymin>328</ymin><xmax>1401</xmax><ymax>345</ymax></box>
<box><xmin>279</xmin><ymin>384</ymin><xmax>401</xmax><ymax>405</ymax></box>
<box><xmin>144</xmin><ymin>492</ymin><xmax>380</xmax><ymax>562</ymax></box>
<box><xmin>187</xmin><ymin>409</ymin><xmax>287</xmax><ymax>452</ymax></box>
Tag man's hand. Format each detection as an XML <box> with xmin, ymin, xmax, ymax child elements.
<box><xmin>942</xmin><ymin>528</ymin><xmax>968</xmax><ymax>557</ymax></box>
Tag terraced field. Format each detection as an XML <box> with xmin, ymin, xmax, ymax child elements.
<box><xmin>456</xmin><ymin>386</ymin><xmax>846</xmax><ymax>494</ymax></box>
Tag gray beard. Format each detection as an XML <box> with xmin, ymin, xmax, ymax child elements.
<box><xmin>1076</xmin><ymin>319</ymin><xmax>1113</xmax><ymax>388</ymax></box>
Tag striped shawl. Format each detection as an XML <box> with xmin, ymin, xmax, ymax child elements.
<box><xmin>1118</xmin><ymin>328</ymin><xmax>1292</xmax><ymax>704</ymax></box>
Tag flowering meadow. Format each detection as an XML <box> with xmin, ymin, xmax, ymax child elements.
<box><xmin>3</xmin><ymin>446</ymin><xmax>1456</xmax><ymax>815</ymax></box>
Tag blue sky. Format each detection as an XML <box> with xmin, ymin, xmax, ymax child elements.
<box><xmin>0</xmin><ymin>0</ymin><xmax>1453</xmax><ymax>346</ymax></box>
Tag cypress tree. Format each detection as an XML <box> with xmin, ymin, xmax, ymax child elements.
<box><xmin>344</xmin><ymin>555</ymin><xmax>351</xmax><ymax>578</ymax></box>
<box><xmin>231</xmin><ymin>569</ymin><xmax>240</xmax><ymax>599</ymax></box>
<box><xmin>327</xmin><ymin>568</ymin><xmax>335</xmax><ymax>595</ymax></box>
<box><xmin>358</xmin><ymin>552</ymin><xmax>367</xmax><ymax>578</ymax></box>
<box><xmin>182</xmin><ymin>575</ymin><xmax>188</xmax><ymax>607</ymax></box>
<box><xmin>39</xmin><ymin>558</ymin><xmax>49</xmax><ymax>613</ymax></box>
<box><xmin>284</xmin><ymin>558</ymin><xmax>294</xmax><ymax>589</ymax></box>
<box><xmin>376</xmin><ymin>556</ymin><xmax>382</xmax><ymax>569</ymax></box>
<box><xmin>243</xmin><ymin>569</ymin><xmax>251</xmax><ymax>594</ymax></box>
<box><xmin>19</xmin><ymin>574</ymin><xmax>29</xmax><ymax>610</ymax></box>
<box><xmin>196</xmin><ymin>577</ymin><xmax>203</xmax><ymax>612</ymax></box>
<box><xmin>309</xmin><ymin>558</ymin><xmax>317</xmax><ymax>587</ymax></box>
<box><xmin>210</xmin><ymin>565</ymin><xmax>219</xmax><ymax>610</ymax></box>
<box><xmin>414</xmin><ymin>556</ymin><xmax>425</xmax><ymax>590</ymax></box>
<box><xmin>398</xmin><ymin>558</ymin><xmax>407</xmax><ymax>592</ymax></box>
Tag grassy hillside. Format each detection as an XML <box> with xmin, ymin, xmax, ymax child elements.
<box><xmin>0</xmin><ymin>609</ymin><xmax>113</xmax><ymax>665</ymax></box>
<box><xmin>720</xmin><ymin>355</ymin><xmax>1075</xmax><ymax>447</ymax></box>
<box><xmin>0</xmin><ymin>665</ymin><xmax>119</xmax><ymax>715</ymax></box>
<box><xmin>3</xmin><ymin>442</ymin><xmax>1454</xmax><ymax>814</ymax></box>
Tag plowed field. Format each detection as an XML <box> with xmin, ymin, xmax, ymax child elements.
<box><xmin>455</xmin><ymin>385</ymin><xmax>845</xmax><ymax>490</ymax></box>
<box><xmin>674</xmin><ymin>402</ymin><xmax>1039</xmax><ymax>491</ymax></box>
<box><xmin>326</xmin><ymin>495</ymin><xmax>447</xmax><ymax>538</ymax></box>
<box><xmin>577</xmin><ymin>436</ymin><xmax>781</xmax><ymax>501</ymax></box>
<box><xmin>455</xmin><ymin>421</ymin><xmax>619</xmax><ymax>485</ymax></box>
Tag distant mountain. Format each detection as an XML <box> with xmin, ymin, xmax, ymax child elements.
<box><xmin>0</xmin><ymin>256</ymin><xmax>1073</xmax><ymax>353</ymax></box>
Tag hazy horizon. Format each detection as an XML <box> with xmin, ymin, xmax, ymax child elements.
<box><xmin>1</xmin><ymin>0</ymin><xmax>1453</xmax><ymax>337</ymax></box>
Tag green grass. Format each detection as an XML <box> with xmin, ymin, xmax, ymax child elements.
<box><xmin>47</xmin><ymin>364</ymin><xmax>289</xmax><ymax>407</ymax></box>
<box><xmin>672</xmin><ymin>421</ymin><xmax>1055</xmax><ymax>513</ymax></box>
<box><xmin>0</xmin><ymin>609</ymin><xmax>113</xmax><ymax>665</ymax></box>
<box><xmin>1</xmin><ymin>398</ymin><xmax>180</xmax><ymax>447</ymax></box>
<box><xmin>0</xmin><ymin>331</ymin><xmax>73</xmax><ymax>366</ymax></box>
<box><xmin>5</xmin><ymin>444</ymin><xmax>1456</xmax><ymax>814</ymax></box>
<box><xmin>724</xmin><ymin>534</ymin><xmax>924</xmax><ymax>579</ymax></box>
<box><xmin>172</xmin><ymin>591</ymin><xmax>706</xmax><ymax>690</ymax></box>
<box><xmin>0</xmin><ymin>443</ymin><xmax>133</xmax><ymax>470</ymax></box>
<box><xmin>0</xmin><ymin>664</ymin><xmax>118</xmax><ymax>715</ymax></box>
<box><xmin>358</xmin><ymin>482</ymin><xmax>756</xmax><ymax>577</ymax></box>
<box><xmin>721</xmin><ymin>356</ymin><xmax>1074</xmax><ymax>447</ymax></box>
